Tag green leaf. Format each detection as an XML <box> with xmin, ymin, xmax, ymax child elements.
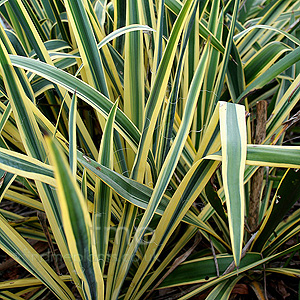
<box><xmin>205</xmin><ymin>145</ymin><xmax>300</xmax><ymax>168</ymax></box>
<box><xmin>237</xmin><ymin>46</ymin><xmax>300</xmax><ymax>103</ymax></box>
<box><xmin>69</xmin><ymin>91</ymin><xmax>77</xmax><ymax>177</ymax></box>
<box><xmin>9</xmin><ymin>54</ymin><xmax>141</xmax><ymax>155</ymax></box>
<box><xmin>244</xmin><ymin>41</ymin><xmax>291</xmax><ymax>84</ymax></box>
<box><xmin>0</xmin><ymin>214</ymin><xmax>75</xmax><ymax>300</ymax></box>
<box><xmin>165</xmin><ymin>0</ymin><xmax>225</xmax><ymax>54</ymax></box>
<box><xmin>130</xmin><ymin>0</ymin><xmax>197</xmax><ymax>180</ymax></box>
<box><xmin>219</xmin><ymin>102</ymin><xmax>247</xmax><ymax>267</ymax></box>
<box><xmin>64</xmin><ymin>0</ymin><xmax>108</xmax><ymax>95</ymax></box>
<box><xmin>0</xmin><ymin>38</ymin><xmax>83</xmax><ymax>296</ymax></box>
<box><xmin>47</xmin><ymin>136</ymin><xmax>104</xmax><ymax>300</ymax></box>
<box><xmin>124</xmin><ymin>0</ymin><xmax>144</xmax><ymax>130</ymax></box>
<box><xmin>120</xmin><ymin>33</ymin><xmax>211</xmax><ymax>300</ymax></box>
<box><xmin>252</xmin><ymin>169</ymin><xmax>300</xmax><ymax>252</ymax></box>
<box><xmin>93</xmin><ymin>100</ymin><xmax>118</xmax><ymax>271</ymax></box>
<box><xmin>177</xmin><ymin>243</ymin><xmax>300</xmax><ymax>299</ymax></box>
<box><xmin>237</xmin><ymin>0</ymin><xmax>291</xmax><ymax>56</ymax></box>
<box><xmin>157</xmin><ymin>253</ymin><xmax>260</xmax><ymax>288</ymax></box>
<box><xmin>206</xmin><ymin>275</ymin><xmax>243</xmax><ymax>300</ymax></box>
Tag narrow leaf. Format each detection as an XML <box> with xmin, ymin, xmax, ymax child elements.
<box><xmin>47</xmin><ymin>137</ymin><xmax>104</xmax><ymax>300</ymax></box>
<box><xmin>219</xmin><ymin>102</ymin><xmax>247</xmax><ymax>267</ymax></box>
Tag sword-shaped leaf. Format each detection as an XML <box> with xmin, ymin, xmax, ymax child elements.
<box><xmin>124</xmin><ymin>0</ymin><xmax>144</xmax><ymax>130</ymax></box>
<box><xmin>63</xmin><ymin>0</ymin><xmax>108</xmax><ymax>95</ymax></box>
<box><xmin>219</xmin><ymin>101</ymin><xmax>247</xmax><ymax>267</ymax></box>
<box><xmin>0</xmin><ymin>39</ymin><xmax>83</xmax><ymax>296</ymax></box>
<box><xmin>93</xmin><ymin>100</ymin><xmax>118</xmax><ymax>271</ymax></box>
<box><xmin>164</xmin><ymin>0</ymin><xmax>225</xmax><ymax>54</ymax></box>
<box><xmin>252</xmin><ymin>168</ymin><xmax>300</xmax><ymax>252</ymax></box>
<box><xmin>205</xmin><ymin>275</ymin><xmax>244</xmax><ymax>300</ymax></box>
<box><xmin>122</xmin><ymin>32</ymin><xmax>211</xmax><ymax>300</ymax></box>
<box><xmin>177</xmin><ymin>243</ymin><xmax>300</xmax><ymax>299</ymax></box>
<box><xmin>237</xmin><ymin>47</ymin><xmax>300</xmax><ymax>103</ymax></box>
<box><xmin>69</xmin><ymin>91</ymin><xmax>77</xmax><ymax>177</ymax></box>
<box><xmin>47</xmin><ymin>137</ymin><xmax>104</xmax><ymax>300</ymax></box>
<box><xmin>0</xmin><ymin>214</ymin><xmax>74</xmax><ymax>300</ymax></box>
<box><xmin>130</xmin><ymin>0</ymin><xmax>196</xmax><ymax>180</ymax></box>
<box><xmin>205</xmin><ymin>145</ymin><xmax>300</xmax><ymax>168</ymax></box>
<box><xmin>156</xmin><ymin>253</ymin><xmax>260</xmax><ymax>289</ymax></box>
<box><xmin>9</xmin><ymin>55</ymin><xmax>141</xmax><ymax>153</ymax></box>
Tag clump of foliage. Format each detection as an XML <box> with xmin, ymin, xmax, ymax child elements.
<box><xmin>0</xmin><ymin>0</ymin><xmax>300</xmax><ymax>299</ymax></box>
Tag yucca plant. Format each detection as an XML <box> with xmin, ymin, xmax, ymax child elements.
<box><xmin>0</xmin><ymin>0</ymin><xmax>299</xmax><ymax>299</ymax></box>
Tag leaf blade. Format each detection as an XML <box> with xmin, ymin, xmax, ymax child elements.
<box><xmin>219</xmin><ymin>102</ymin><xmax>247</xmax><ymax>267</ymax></box>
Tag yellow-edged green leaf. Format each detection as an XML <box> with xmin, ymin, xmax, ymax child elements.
<box><xmin>124</xmin><ymin>0</ymin><xmax>144</xmax><ymax>130</ymax></box>
<box><xmin>263</xmin><ymin>210</ymin><xmax>300</xmax><ymax>255</ymax></box>
<box><xmin>165</xmin><ymin>0</ymin><xmax>225</xmax><ymax>54</ymax></box>
<box><xmin>156</xmin><ymin>1</ymin><xmax>199</xmax><ymax>169</ymax></box>
<box><xmin>125</xmin><ymin>160</ymin><xmax>219</xmax><ymax>300</ymax></box>
<box><xmin>47</xmin><ymin>137</ymin><xmax>104</xmax><ymax>300</ymax></box>
<box><xmin>244</xmin><ymin>41</ymin><xmax>292</xmax><ymax>84</ymax></box>
<box><xmin>118</xmin><ymin>32</ymin><xmax>211</xmax><ymax>299</ymax></box>
<box><xmin>93</xmin><ymin>100</ymin><xmax>118</xmax><ymax>271</ymax></box>
<box><xmin>9</xmin><ymin>55</ymin><xmax>141</xmax><ymax>154</ymax></box>
<box><xmin>0</xmin><ymin>276</ymin><xmax>71</xmax><ymax>289</ymax></box>
<box><xmin>237</xmin><ymin>0</ymin><xmax>291</xmax><ymax>56</ymax></box>
<box><xmin>205</xmin><ymin>145</ymin><xmax>300</xmax><ymax>168</ymax></box>
<box><xmin>69</xmin><ymin>91</ymin><xmax>77</xmax><ymax>177</ymax></box>
<box><xmin>235</xmin><ymin>24</ymin><xmax>300</xmax><ymax>47</ymax></box>
<box><xmin>177</xmin><ymin>243</ymin><xmax>300</xmax><ymax>299</ymax></box>
<box><xmin>77</xmin><ymin>149</ymin><xmax>212</xmax><ymax>231</ymax></box>
<box><xmin>157</xmin><ymin>253</ymin><xmax>260</xmax><ymax>289</ymax></box>
<box><xmin>0</xmin><ymin>147</ymin><xmax>54</xmax><ymax>185</ymax></box>
<box><xmin>265</xmin><ymin>267</ymin><xmax>300</xmax><ymax>277</ymax></box>
<box><xmin>252</xmin><ymin>169</ymin><xmax>300</xmax><ymax>252</ymax></box>
<box><xmin>0</xmin><ymin>214</ymin><xmax>74</xmax><ymax>300</ymax></box>
<box><xmin>6</xmin><ymin>0</ymin><xmax>98</xmax><ymax>160</ymax></box>
<box><xmin>219</xmin><ymin>101</ymin><xmax>247</xmax><ymax>267</ymax></box>
<box><xmin>266</xmin><ymin>73</ymin><xmax>300</xmax><ymax>141</ymax></box>
<box><xmin>206</xmin><ymin>275</ymin><xmax>243</xmax><ymax>300</ymax></box>
<box><xmin>212</xmin><ymin>0</ymin><xmax>240</xmax><ymax>104</ymax></box>
<box><xmin>0</xmin><ymin>39</ymin><xmax>83</xmax><ymax>297</ymax></box>
<box><xmin>237</xmin><ymin>47</ymin><xmax>300</xmax><ymax>103</ymax></box>
<box><xmin>130</xmin><ymin>0</ymin><xmax>196</xmax><ymax>181</ymax></box>
<box><xmin>64</xmin><ymin>0</ymin><xmax>108</xmax><ymax>95</ymax></box>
